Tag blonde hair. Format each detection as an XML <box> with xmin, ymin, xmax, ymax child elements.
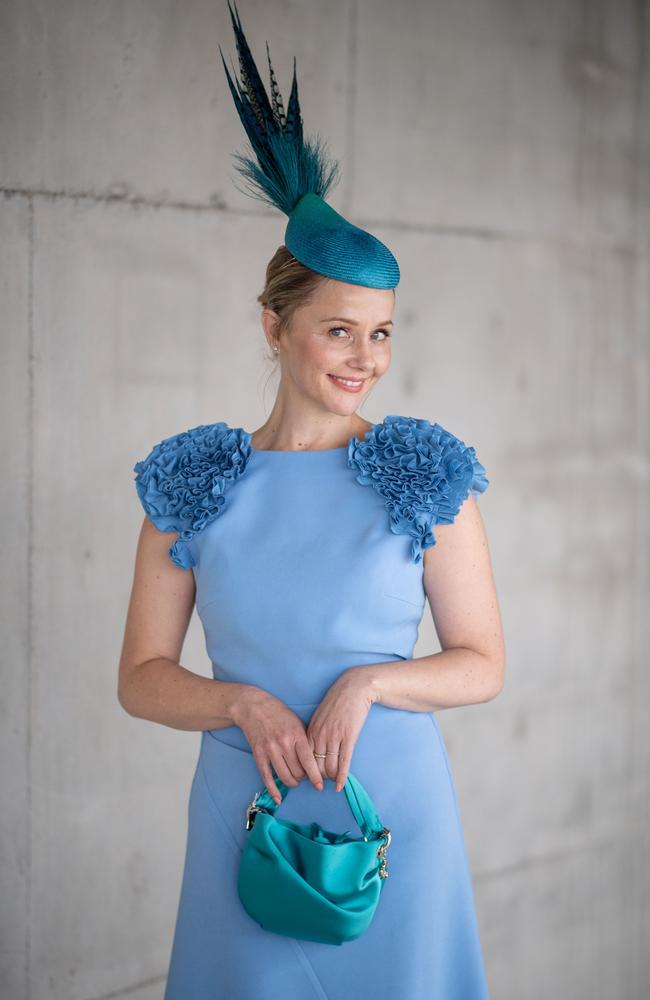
<box><xmin>256</xmin><ymin>246</ymin><xmax>329</xmax><ymax>361</ymax></box>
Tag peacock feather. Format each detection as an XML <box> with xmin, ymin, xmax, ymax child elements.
<box><xmin>219</xmin><ymin>0</ymin><xmax>341</xmax><ymax>216</ymax></box>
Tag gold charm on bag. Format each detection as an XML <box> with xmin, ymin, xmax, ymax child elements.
<box><xmin>245</xmin><ymin>791</ymin><xmax>270</xmax><ymax>831</ymax></box>
<box><xmin>376</xmin><ymin>827</ymin><xmax>391</xmax><ymax>879</ymax></box>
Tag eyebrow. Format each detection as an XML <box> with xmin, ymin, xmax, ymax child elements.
<box><xmin>321</xmin><ymin>317</ymin><xmax>394</xmax><ymax>326</ymax></box>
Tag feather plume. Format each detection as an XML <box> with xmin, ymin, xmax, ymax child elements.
<box><xmin>219</xmin><ymin>0</ymin><xmax>341</xmax><ymax>216</ymax></box>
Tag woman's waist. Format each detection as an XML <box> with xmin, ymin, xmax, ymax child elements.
<box><xmin>208</xmin><ymin>652</ymin><xmax>413</xmax><ymax>705</ymax></box>
<box><xmin>205</xmin><ymin>700</ymin><xmax>439</xmax><ymax>754</ymax></box>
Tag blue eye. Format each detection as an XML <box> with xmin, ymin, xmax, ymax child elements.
<box><xmin>328</xmin><ymin>327</ymin><xmax>392</xmax><ymax>340</ymax></box>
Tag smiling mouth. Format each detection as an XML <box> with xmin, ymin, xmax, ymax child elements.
<box><xmin>328</xmin><ymin>374</ymin><xmax>369</xmax><ymax>391</ymax></box>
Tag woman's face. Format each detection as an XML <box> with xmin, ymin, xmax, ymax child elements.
<box><xmin>265</xmin><ymin>279</ymin><xmax>395</xmax><ymax>414</ymax></box>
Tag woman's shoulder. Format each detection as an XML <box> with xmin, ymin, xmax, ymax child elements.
<box><xmin>348</xmin><ymin>413</ymin><xmax>490</xmax><ymax>563</ymax></box>
<box><xmin>350</xmin><ymin>413</ymin><xmax>489</xmax><ymax>496</ymax></box>
<box><xmin>132</xmin><ymin>419</ymin><xmax>252</xmax><ymax>569</ymax></box>
<box><xmin>132</xmin><ymin>413</ymin><xmax>489</xmax><ymax>569</ymax></box>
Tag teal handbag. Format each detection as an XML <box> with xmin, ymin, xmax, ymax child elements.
<box><xmin>237</xmin><ymin>771</ymin><xmax>392</xmax><ymax>946</ymax></box>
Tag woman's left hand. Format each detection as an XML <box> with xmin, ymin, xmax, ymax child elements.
<box><xmin>306</xmin><ymin>667</ymin><xmax>375</xmax><ymax>791</ymax></box>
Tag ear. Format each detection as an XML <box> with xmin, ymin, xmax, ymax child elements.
<box><xmin>261</xmin><ymin>308</ymin><xmax>283</xmax><ymax>351</ymax></box>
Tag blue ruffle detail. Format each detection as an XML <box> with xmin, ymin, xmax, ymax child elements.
<box><xmin>133</xmin><ymin>422</ymin><xmax>253</xmax><ymax>569</ymax></box>
<box><xmin>347</xmin><ymin>414</ymin><xmax>489</xmax><ymax>564</ymax></box>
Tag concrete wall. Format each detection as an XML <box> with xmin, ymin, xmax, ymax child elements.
<box><xmin>2</xmin><ymin>1</ymin><xmax>648</xmax><ymax>997</ymax></box>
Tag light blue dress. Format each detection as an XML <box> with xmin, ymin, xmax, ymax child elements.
<box><xmin>133</xmin><ymin>414</ymin><xmax>491</xmax><ymax>1000</ymax></box>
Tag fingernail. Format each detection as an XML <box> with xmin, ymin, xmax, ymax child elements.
<box><xmin>317</xmin><ymin>782</ymin><xmax>323</xmax><ymax>791</ymax></box>
<box><xmin>335</xmin><ymin>783</ymin><xmax>342</xmax><ymax>792</ymax></box>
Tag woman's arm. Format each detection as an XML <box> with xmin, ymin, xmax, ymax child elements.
<box><xmin>117</xmin><ymin>516</ymin><xmax>254</xmax><ymax>730</ymax></box>
<box><xmin>352</xmin><ymin>495</ymin><xmax>505</xmax><ymax>712</ymax></box>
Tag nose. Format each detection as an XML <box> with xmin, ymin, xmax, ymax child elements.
<box><xmin>348</xmin><ymin>340</ymin><xmax>375</xmax><ymax>372</ymax></box>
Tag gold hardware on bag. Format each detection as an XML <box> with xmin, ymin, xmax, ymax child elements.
<box><xmin>376</xmin><ymin>827</ymin><xmax>391</xmax><ymax>879</ymax></box>
<box><xmin>245</xmin><ymin>791</ymin><xmax>270</xmax><ymax>831</ymax></box>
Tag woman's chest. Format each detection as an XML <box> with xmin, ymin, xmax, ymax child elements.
<box><xmin>189</xmin><ymin>458</ymin><xmax>426</xmax><ymax>623</ymax></box>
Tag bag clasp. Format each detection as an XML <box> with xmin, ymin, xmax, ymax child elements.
<box><xmin>376</xmin><ymin>827</ymin><xmax>391</xmax><ymax>879</ymax></box>
<box><xmin>245</xmin><ymin>791</ymin><xmax>273</xmax><ymax>831</ymax></box>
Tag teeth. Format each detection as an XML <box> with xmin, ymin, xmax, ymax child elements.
<box><xmin>332</xmin><ymin>376</ymin><xmax>363</xmax><ymax>386</ymax></box>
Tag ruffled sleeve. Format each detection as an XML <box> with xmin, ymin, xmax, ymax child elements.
<box><xmin>347</xmin><ymin>414</ymin><xmax>489</xmax><ymax>564</ymax></box>
<box><xmin>133</xmin><ymin>421</ymin><xmax>252</xmax><ymax>570</ymax></box>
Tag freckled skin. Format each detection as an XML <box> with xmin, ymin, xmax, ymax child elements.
<box><xmin>253</xmin><ymin>279</ymin><xmax>396</xmax><ymax>451</ymax></box>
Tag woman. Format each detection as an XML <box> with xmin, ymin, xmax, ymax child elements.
<box><xmin>118</xmin><ymin>4</ymin><xmax>505</xmax><ymax>997</ymax></box>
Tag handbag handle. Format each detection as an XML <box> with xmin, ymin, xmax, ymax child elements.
<box><xmin>252</xmin><ymin>771</ymin><xmax>386</xmax><ymax>841</ymax></box>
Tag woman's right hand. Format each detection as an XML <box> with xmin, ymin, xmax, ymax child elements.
<box><xmin>231</xmin><ymin>686</ymin><xmax>324</xmax><ymax>804</ymax></box>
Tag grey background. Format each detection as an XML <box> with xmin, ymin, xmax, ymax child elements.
<box><xmin>1</xmin><ymin>1</ymin><xmax>648</xmax><ymax>998</ymax></box>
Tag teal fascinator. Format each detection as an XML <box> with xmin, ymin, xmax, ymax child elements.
<box><xmin>219</xmin><ymin>0</ymin><xmax>400</xmax><ymax>289</ymax></box>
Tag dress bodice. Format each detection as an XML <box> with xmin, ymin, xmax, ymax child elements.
<box><xmin>133</xmin><ymin>414</ymin><xmax>489</xmax><ymax>704</ymax></box>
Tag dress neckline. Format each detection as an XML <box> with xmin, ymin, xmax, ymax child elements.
<box><xmin>246</xmin><ymin>423</ymin><xmax>377</xmax><ymax>455</ymax></box>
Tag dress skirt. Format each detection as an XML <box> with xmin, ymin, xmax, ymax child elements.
<box><xmin>163</xmin><ymin>702</ymin><xmax>489</xmax><ymax>1000</ymax></box>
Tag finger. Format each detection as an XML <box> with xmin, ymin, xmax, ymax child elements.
<box><xmin>306</xmin><ymin>730</ymin><xmax>327</xmax><ymax>780</ymax></box>
<box><xmin>253</xmin><ymin>752</ymin><xmax>282</xmax><ymax>805</ymax></box>
<box><xmin>325</xmin><ymin>743</ymin><xmax>342</xmax><ymax>781</ymax></box>
<box><xmin>298</xmin><ymin>739</ymin><xmax>325</xmax><ymax>790</ymax></box>
<box><xmin>335</xmin><ymin>742</ymin><xmax>354</xmax><ymax>792</ymax></box>
<box><xmin>271</xmin><ymin>749</ymin><xmax>300</xmax><ymax>788</ymax></box>
<box><xmin>269</xmin><ymin>749</ymin><xmax>301</xmax><ymax>792</ymax></box>
<box><xmin>282</xmin><ymin>746</ymin><xmax>307</xmax><ymax>784</ymax></box>
<box><xmin>315</xmin><ymin>754</ymin><xmax>327</xmax><ymax>781</ymax></box>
